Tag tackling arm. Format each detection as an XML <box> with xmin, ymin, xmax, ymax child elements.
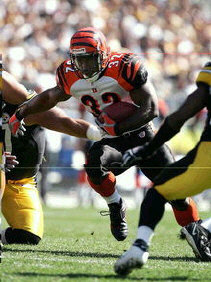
<box><xmin>4</xmin><ymin>71</ymin><xmax>101</xmax><ymax>140</ymax></box>
<box><xmin>17</xmin><ymin>86</ymin><xmax>70</xmax><ymax>119</ymax></box>
<box><xmin>8</xmin><ymin>85</ymin><xmax>70</xmax><ymax>136</ymax></box>
<box><xmin>166</xmin><ymin>84</ymin><xmax>208</xmax><ymax>130</ymax></box>
<box><xmin>122</xmin><ymin>83</ymin><xmax>208</xmax><ymax>167</ymax></box>
<box><xmin>145</xmin><ymin>84</ymin><xmax>208</xmax><ymax>154</ymax></box>
<box><xmin>25</xmin><ymin>107</ymin><xmax>102</xmax><ymax>140</ymax></box>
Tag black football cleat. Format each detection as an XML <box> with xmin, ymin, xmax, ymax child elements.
<box><xmin>108</xmin><ymin>198</ymin><xmax>128</xmax><ymax>241</ymax></box>
<box><xmin>181</xmin><ymin>221</ymin><xmax>211</xmax><ymax>261</ymax></box>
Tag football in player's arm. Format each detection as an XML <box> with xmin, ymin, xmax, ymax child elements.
<box><xmin>114</xmin><ymin>62</ymin><xmax>211</xmax><ymax>275</ymax></box>
<box><xmin>9</xmin><ymin>63</ymin><xmax>158</xmax><ymax>137</ymax></box>
<box><xmin>122</xmin><ymin>78</ymin><xmax>209</xmax><ymax>168</ymax></box>
<box><xmin>9</xmin><ymin>27</ymin><xmax>199</xmax><ymax>243</ymax></box>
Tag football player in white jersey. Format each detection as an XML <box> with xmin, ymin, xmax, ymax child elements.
<box><xmin>9</xmin><ymin>27</ymin><xmax>199</xmax><ymax>242</ymax></box>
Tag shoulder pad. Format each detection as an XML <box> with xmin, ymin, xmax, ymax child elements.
<box><xmin>56</xmin><ymin>61</ymin><xmax>71</xmax><ymax>95</ymax></box>
<box><xmin>196</xmin><ymin>63</ymin><xmax>211</xmax><ymax>87</ymax></box>
<box><xmin>119</xmin><ymin>54</ymin><xmax>148</xmax><ymax>89</ymax></box>
<box><xmin>56</xmin><ymin>60</ymin><xmax>79</xmax><ymax>95</ymax></box>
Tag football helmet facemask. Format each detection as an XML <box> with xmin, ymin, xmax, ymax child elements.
<box><xmin>69</xmin><ymin>27</ymin><xmax>110</xmax><ymax>82</ymax></box>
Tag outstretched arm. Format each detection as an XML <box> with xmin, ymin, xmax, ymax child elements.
<box><xmin>3</xmin><ymin>70</ymin><xmax>70</xmax><ymax>118</ymax></box>
<box><xmin>8</xmin><ymin>80</ymin><xmax>70</xmax><ymax>135</ymax></box>
<box><xmin>17</xmin><ymin>85</ymin><xmax>70</xmax><ymax>118</ymax></box>
<box><xmin>25</xmin><ymin>107</ymin><xmax>102</xmax><ymax>140</ymax></box>
<box><xmin>146</xmin><ymin>83</ymin><xmax>208</xmax><ymax>153</ymax></box>
<box><xmin>4</xmin><ymin>71</ymin><xmax>101</xmax><ymax>140</ymax></box>
<box><xmin>122</xmin><ymin>83</ymin><xmax>209</xmax><ymax>167</ymax></box>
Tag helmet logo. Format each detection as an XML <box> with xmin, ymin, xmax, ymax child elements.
<box><xmin>72</xmin><ymin>48</ymin><xmax>86</xmax><ymax>54</ymax></box>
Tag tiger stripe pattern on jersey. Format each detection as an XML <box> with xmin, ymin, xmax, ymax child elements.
<box><xmin>119</xmin><ymin>54</ymin><xmax>148</xmax><ymax>88</ymax></box>
<box><xmin>56</xmin><ymin>62</ymin><xmax>70</xmax><ymax>93</ymax></box>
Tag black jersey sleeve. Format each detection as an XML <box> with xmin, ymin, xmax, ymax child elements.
<box><xmin>204</xmin><ymin>62</ymin><xmax>211</xmax><ymax>68</ymax></box>
<box><xmin>119</xmin><ymin>53</ymin><xmax>148</xmax><ymax>89</ymax></box>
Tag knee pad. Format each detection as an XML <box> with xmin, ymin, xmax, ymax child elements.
<box><xmin>5</xmin><ymin>228</ymin><xmax>41</xmax><ymax>245</ymax></box>
<box><xmin>139</xmin><ymin>188</ymin><xmax>167</xmax><ymax>229</ymax></box>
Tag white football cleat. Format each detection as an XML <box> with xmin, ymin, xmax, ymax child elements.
<box><xmin>114</xmin><ymin>239</ymin><xmax>149</xmax><ymax>276</ymax></box>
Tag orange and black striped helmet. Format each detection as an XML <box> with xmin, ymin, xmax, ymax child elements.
<box><xmin>69</xmin><ymin>27</ymin><xmax>110</xmax><ymax>81</ymax></box>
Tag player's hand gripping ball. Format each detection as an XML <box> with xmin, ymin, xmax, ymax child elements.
<box><xmin>96</xmin><ymin>101</ymin><xmax>138</xmax><ymax>136</ymax></box>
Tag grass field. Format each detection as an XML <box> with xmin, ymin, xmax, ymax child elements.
<box><xmin>1</xmin><ymin>207</ymin><xmax>211</xmax><ymax>281</ymax></box>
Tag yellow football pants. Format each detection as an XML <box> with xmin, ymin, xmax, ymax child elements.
<box><xmin>156</xmin><ymin>142</ymin><xmax>211</xmax><ymax>200</ymax></box>
<box><xmin>0</xmin><ymin>170</ymin><xmax>5</xmax><ymax>200</ymax></box>
<box><xmin>1</xmin><ymin>177</ymin><xmax>43</xmax><ymax>238</ymax></box>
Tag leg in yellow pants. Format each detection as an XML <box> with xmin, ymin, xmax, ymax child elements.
<box><xmin>0</xmin><ymin>170</ymin><xmax>5</xmax><ymax>201</ymax></box>
<box><xmin>0</xmin><ymin>142</ymin><xmax>5</xmax><ymax>200</ymax></box>
<box><xmin>1</xmin><ymin>177</ymin><xmax>43</xmax><ymax>239</ymax></box>
<box><xmin>155</xmin><ymin>142</ymin><xmax>211</xmax><ymax>200</ymax></box>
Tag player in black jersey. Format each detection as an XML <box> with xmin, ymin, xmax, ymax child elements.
<box><xmin>115</xmin><ymin>62</ymin><xmax>211</xmax><ymax>275</ymax></box>
<box><xmin>1</xmin><ymin>70</ymin><xmax>102</xmax><ymax>245</ymax></box>
<box><xmin>0</xmin><ymin>55</ymin><xmax>3</xmax><ymax>261</ymax></box>
<box><xmin>0</xmin><ymin>57</ymin><xmax>5</xmax><ymax>200</ymax></box>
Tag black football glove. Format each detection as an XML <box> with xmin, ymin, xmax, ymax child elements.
<box><xmin>122</xmin><ymin>143</ymin><xmax>152</xmax><ymax>168</ymax></box>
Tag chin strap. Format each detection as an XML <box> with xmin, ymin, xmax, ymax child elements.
<box><xmin>85</xmin><ymin>71</ymin><xmax>101</xmax><ymax>82</ymax></box>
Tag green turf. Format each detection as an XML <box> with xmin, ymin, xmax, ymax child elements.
<box><xmin>1</xmin><ymin>207</ymin><xmax>211</xmax><ymax>281</ymax></box>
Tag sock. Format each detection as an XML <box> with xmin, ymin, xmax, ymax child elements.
<box><xmin>172</xmin><ymin>198</ymin><xmax>200</xmax><ymax>227</ymax></box>
<box><xmin>139</xmin><ymin>188</ymin><xmax>167</xmax><ymax>230</ymax></box>
<box><xmin>137</xmin><ymin>225</ymin><xmax>154</xmax><ymax>246</ymax></box>
<box><xmin>201</xmin><ymin>218</ymin><xmax>211</xmax><ymax>233</ymax></box>
<box><xmin>104</xmin><ymin>190</ymin><xmax>121</xmax><ymax>204</ymax></box>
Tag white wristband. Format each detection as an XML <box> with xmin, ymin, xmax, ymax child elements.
<box><xmin>86</xmin><ymin>125</ymin><xmax>102</xmax><ymax>141</ymax></box>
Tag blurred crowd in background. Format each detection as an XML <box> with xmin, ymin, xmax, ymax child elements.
<box><xmin>1</xmin><ymin>0</ymin><xmax>211</xmax><ymax>206</ymax></box>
